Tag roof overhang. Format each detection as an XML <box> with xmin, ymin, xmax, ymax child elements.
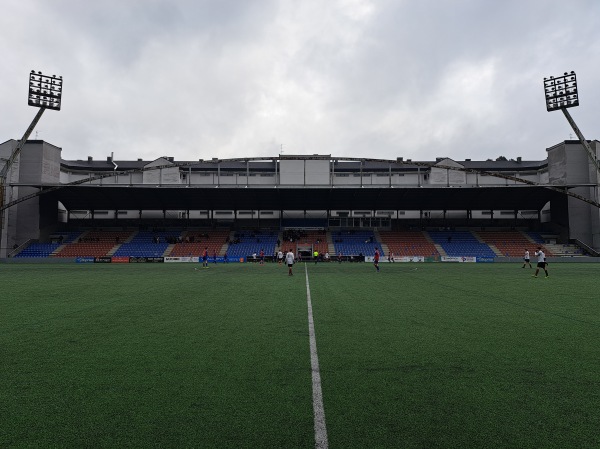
<box><xmin>41</xmin><ymin>184</ymin><xmax>557</xmax><ymax>211</ymax></box>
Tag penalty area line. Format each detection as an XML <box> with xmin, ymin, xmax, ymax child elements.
<box><xmin>304</xmin><ymin>263</ymin><xmax>328</xmax><ymax>449</ymax></box>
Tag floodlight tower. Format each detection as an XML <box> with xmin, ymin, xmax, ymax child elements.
<box><xmin>0</xmin><ymin>70</ymin><xmax>63</xmax><ymax>256</ymax></box>
<box><xmin>0</xmin><ymin>71</ymin><xmax>63</xmax><ymax>180</ymax></box>
<box><xmin>545</xmin><ymin>71</ymin><xmax>600</xmax><ymax>252</ymax></box>
<box><xmin>543</xmin><ymin>71</ymin><xmax>600</xmax><ymax>173</ymax></box>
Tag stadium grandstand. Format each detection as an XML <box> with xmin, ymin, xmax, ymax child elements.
<box><xmin>1</xmin><ymin>139</ymin><xmax>599</xmax><ymax>261</ymax></box>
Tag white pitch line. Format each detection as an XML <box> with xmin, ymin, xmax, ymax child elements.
<box><xmin>304</xmin><ymin>263</ymin><xmax>328</xmax><ymax>449</ymax></box>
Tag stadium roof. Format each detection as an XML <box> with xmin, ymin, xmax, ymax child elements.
<box><xmin>2</xmin><ymin>148</ymin><xmax>556</xmax><ymax>212</ymax></box>
<box><xmin>45</xmin><ymin>184</ymin><xmax>557</xmax><ymax>212</ymax></box>
<box><xmin>42</xmin><ymin>155</ymin><xmax>556</xmax><ymax>211</ymax></box>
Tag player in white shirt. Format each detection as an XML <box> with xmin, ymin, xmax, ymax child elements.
<box><xmin>522</xmin><ymin>249</ymin><xmax>532</xmax><ymax>268</ymax></box>
<box><xmin>532</xmin><ymin>247</ymin><xmax>548</xmax><ymax>278</ymax></box>
<box><xmin>285</xmin><ymin>249</ymin><xmax>295</xmax><ymax>276</ymax></box>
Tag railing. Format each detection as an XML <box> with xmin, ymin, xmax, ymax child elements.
<box><xmin>7</xmin><ymin>238</ymin><xmax>37</xmax><ymax>257</ymax></box>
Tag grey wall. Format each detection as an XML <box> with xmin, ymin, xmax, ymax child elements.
<box><xmin>547</xmin><ymin>141</ymin><xmax>600</xmax><ymax>249</ymax></box>
<box><xmin>279</xmin><ymin>159</ymin><xmax>305</xmax><ymax>185</ymax></box>
<box><xmin>4</xmin><ymin>141</ymin><xmax>62</xmax><ymax>251</ymax></box>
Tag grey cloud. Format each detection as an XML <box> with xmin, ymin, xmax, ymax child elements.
<box><xmin>1</xmin><ymin>0</ymin><xmax>600</xmax><ymax>163</ymax></box>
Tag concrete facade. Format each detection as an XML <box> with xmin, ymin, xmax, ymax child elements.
<box><xmin>1</xmin><ymin>140</ymin><xmax>62</xmax><ymax>256</ymax></box>
<box><xmin>547</xmin><ymin>140</ymin><xmax>600</xmax><ymax>249</ymax></box>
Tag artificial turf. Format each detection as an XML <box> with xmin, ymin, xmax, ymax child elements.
<box><xmin>1</xmin><ymin>262</ymin><xmax>599</xmax><ymax>448</ymax></box>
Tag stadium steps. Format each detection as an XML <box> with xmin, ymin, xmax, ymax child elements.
<box><xmin>51</xmin><ymin>244</ymin><xmax>67</xmax><ymax>256</ymax></box>
<box><xmin>107</xmin><ymin>245</ymin><xmax>120</xmax><ymax>256</ymax></box>
<box><xmin>543</xmin><ymin>243</ymin><xmax>583</xmax><ymax>256</ymax></box>
<box><xmin>125</xmin><ymin>230</ymin><xmax>138</xmax><ymax>243</ymax></box>
<box><xmin>471</xmin><ymin>230</ymin><xmax>503</xmax><ymax>256</ymax></box>
<box><xmin>221</xmin><ymin>242</ymin><xmax>230</xmax><ymax>256</ymax></box>
<box><xmin>424</xmin><ymin>231</ymin><xmax>448</xmax><ymax>256</ymax></box>
<box><xmin>487</xmin><ymin>244</ymin><xmax>503</xmax><ymax>256</ymax></box>
<box><xmin>471</xmin><ymin>230</ymin><xmax>486</xmax><ymax>243</ymax></box>
<box><xmin>433</xmin><ymin>243</ymin><xmax>447</xmax><ymax>257</ymax></box>
<box><xmin>77</xmin><ymin>230</ymin><xmax>91</xmax><ymax>241</ymax></box>
<box><xmin>521</xmin><ymin>231</ymin><xmax>539</xmax><ymax>245</ymax></box>
<box><xmin>373</xmin><ymin>229</ymin><xmax>381</xmax><ymax>240</ymax></box>
<box><xmin>372</xmin><ymin>229</ymin><xmax>388</xmax><ymax>254</ymax></box>
<box><xmin>423</xmin><ymin>231</ymin><xmax>436</xmax><ymax>244</ymax></box>
<box><xmin>52</xmin><ymin>230</ymin><xmax>91</xmax><ymax>257</ymax></box>
<box><xmin>521</xmin><ymin>231</ymin><xmax>554</xmax><ymax>256</ymax></box>
<box><xmin>164</xmin><ymin>244</ymin><xmax>175</xmax><ymax>256</ymax></box>
<box><xmin>326</xmin><ymin>231</ymin><xmax>335</xmax><ymax>254</ymax></box>
<box><xmin>378</xmin><ymin>242</ymin><xmax>390</xmax><ymax>256</ymax></box>
<box><xmin>221</xmin><ymin>231</ymin><xmax>237</xmax><ymax>255</ymax></box>
<box><xmin>471</xmin><ymin>231</ymin><xmax>503</xmax><ymax>256</ymax></box>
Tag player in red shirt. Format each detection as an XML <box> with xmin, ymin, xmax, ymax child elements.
<box><xmin>374</xmin><ymin>247</ymin><xmax>380</xmax><ymax>272</ymax></box>
<box><xmin>202</xmin><ymin>247</ymin><xmax>209</xmax><ymax>268</ymax></box>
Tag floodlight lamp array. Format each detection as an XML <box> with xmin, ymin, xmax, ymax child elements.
<box><xmin>544</xmin><ymin>71</ymin><xmax>578</xmax><ymax>112</ymax></box>
<box><xmin>28</xmin><ymin>70</ymin><xmax>63</xmax><ymax>111</ymax></box>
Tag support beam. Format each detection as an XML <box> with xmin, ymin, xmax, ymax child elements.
<box><xmin>561</xmin><ymin>107</ymin><xmax>600</xmax><ymax>177</ymax></box>
<box><xmin>0</xmin><ymin>108</ymin><xmax>46</xmax><ymax>179</ymax></box>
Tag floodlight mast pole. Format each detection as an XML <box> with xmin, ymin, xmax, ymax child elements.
<box><xmin>560</xmin><ymin>107</ymin><xmax>600</xmax><ymax>174</ymax></box>
<box><xmin>0</xmin><ymin>108</ymin><xmax>46</xmax><ymax>179</ymax></box>
<box><xmin>0</xmin><ymin>70</ymin><xmax>62</xmax><ymax>257</ymax></box>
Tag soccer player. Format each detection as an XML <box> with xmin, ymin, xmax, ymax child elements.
<box><xmin>522</xmin><ymin>249</ymin><xmax>532</xmax><ymax>268</ymax></box>
<box><xmin>285</xmin><ymin>249</ymin><xmax>295</xmax><ymax>276</ymax></box>
<box><xmin>277</xmin><ymin>249</ymin><xmax>284</xmax><ymax>265</ymax></box>
<box><xmin>532</xmin><ymin>247</ymin><xmax>548</xmax><ymax>278</ymax></box>
<box><xmin>259</xmin><ymin>249</ymin><xmax>265</xmax><ymax>265</ymax></box>
<box><xmin>374</xmin><ymin>247</ymin><xmax>380</xmax><ymax>272</ymax></box>
<box><xmin>202</xmin><ymin>247</ymin><xmax>209</xmax><ymax>268</ymax></box>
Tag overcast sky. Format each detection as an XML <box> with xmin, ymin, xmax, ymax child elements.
<box><xmin>1</xmin><ymin>0</ymin><xmax>599</xmax><ymax>163</ymax></box>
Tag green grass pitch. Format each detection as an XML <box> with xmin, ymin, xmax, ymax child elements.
<box><xmin>1</xmin><ymin>262</ymin><xmax>599</xmax><ymax>448</ymax></box>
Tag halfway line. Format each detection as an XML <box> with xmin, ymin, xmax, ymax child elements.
<box><xmin>304</xmin><ymin>263</ymin><xmax>328</xmax><ymax>449</ymax></box>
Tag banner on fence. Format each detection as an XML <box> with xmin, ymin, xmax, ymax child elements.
<box><xmin>441</xmin><ymin>256</ymin><xmax>476</xmax><ymax>263</ymax></box>
<box><xmin>129</xmin><ymin>257</ymin><xmax>164</xmax><ymax>263</ymax></box>
<box><xmin>366</xmin><ymin>256</ymin><xmax>426</xmax><ymax>262</ymax></box>
<box><xmin>165</xmin><ymin>257</ymin><xmax>193</xmax><ymax>263</ymax></box>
